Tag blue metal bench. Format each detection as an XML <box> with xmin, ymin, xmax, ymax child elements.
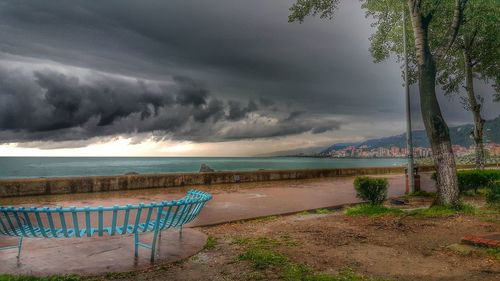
<box><xmin>0</xmin><ymin>189</ymin><xmax>212</xmax><ymax>261</ymax></box>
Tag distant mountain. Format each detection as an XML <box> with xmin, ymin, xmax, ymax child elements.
<box><xmin>319</xmin><ymin>116</ymin><xmax>500</xmax><ymax>155</ymax></box>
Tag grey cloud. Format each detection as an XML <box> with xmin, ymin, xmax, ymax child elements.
<box><xmin>219</xmin><ymin>117</ymin><xmax>342</xmax><ymax>140</ymax></box>
<box><xmin>227</xmin><ymin>100</ymin><xmax>258</xmax><ymax>121</ymax></box>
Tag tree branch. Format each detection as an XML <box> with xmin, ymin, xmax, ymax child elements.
<box><xmin>436</xmin><ymin>0</ymin><xmax>467</xmax><ymax>60</ymax></box>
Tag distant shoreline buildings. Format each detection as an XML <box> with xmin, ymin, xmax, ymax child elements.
<box><xmin>319</xmin><ymin>142</ymin><xmax>500</xmax><ymax>158</ymax></box>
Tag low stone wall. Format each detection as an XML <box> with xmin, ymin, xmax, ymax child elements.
<box><xmin>0</xmin><ymin>164</ymin><xmax>495</xmax><ymax>198</ymax></box>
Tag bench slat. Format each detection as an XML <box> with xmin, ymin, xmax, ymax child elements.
<box><xmin>71</xmin><ymin>207</ymin><xmax>80</xmax><ymax>238</ymax></box>
<box><xmin>132</xmin><ymin>204</ymin><xmax>144</xmax><ymax>233</ymax></box>
<box><xmin>98</xmin><ymin>207</ymin><xmax>104</xmax><ymax>237</ymax></box>
<box><xmin>122</xmin><ymin>206</ymin><xmax>131</xmax><ymax>235</ymax></box>
<box><xmin>34</xmin><ymin>210</ymin><xmax>48</xmax><ymax>238</ymax></box>
<box><xmin>45</xmin><ymin>208</ymin><xmax>58</xmax><ymax>238</ymax></box>
<box><xmin>111</xmin><ymin>206</ymin><xmax>118</xmax><ymax>236</ymax></box>
<box><xmin>58</xmin><ymin>208</ymin><xmax>69</xmax><ymax>237</ymax></box>
<box><xmin>85</xmin><ymin>207</ymin><xmax>91</xmax><ymax>237</ymax></box>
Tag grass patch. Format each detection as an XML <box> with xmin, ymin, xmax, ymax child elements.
<box><xmin>345</xmin><ymin>204</ymin><xmax>403</xmax><ymax>217</ymax></box>
<box><xmin>232</xmin><ymin>236</ymin><xmax>296</xmax><ymax>247</ymax></box>
<box><xmin>484</xmin><ymin>248</ymin><xmax>500</xmax><ymax>261</ymax></box>
<box><xmin>401</xmin><ymin>190</ymin><xmax>436</xmax><ymax>201</ymax></box>
<box><xmin>253</xmin><ymin>215</ymin><xmax>279</xmax><ymax>222</ymax></box>
<box><xmin>297</xmin><ymin>208</ymin><xmax>336</xmax><ymax>216</ymax></box>
<box><xmin>283</xmin><ymin>265</ymin><xmax>392</xmax><ymax>281</ymax></box>
<box><xmin>235</xmin><ymin>235</ymin><xmax>391</xmax><ymax>280</ymax></box>
<box><xmin>0</xmin><ymin>276</ymin><xmax>81</xmax><ymax>281</ymax></box>
<box><xmin>408</xmin><ymin>202</ymin><xmax>476</xmax><ymax>218</ymax></box>
<box><xmin>204</xmin><ymin>235</ymin><xmax>217</xmax><ymax>250</ymax></box>
<box><xmin>239</xmin><ymin>247</ymin><xmax>289</xmax><ymax>269</ymax></box>
<box><xmin>314</xmin><ymin>208</ymin><xmax>334</xmax><ymax>214</ymax></box>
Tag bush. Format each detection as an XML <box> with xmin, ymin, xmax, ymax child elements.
<box><xmin>353</xmin><ymin>176</ymin><xmax>388</xmax><ymax>205</ymax></box>
<box><xmin>457</xmin><ymin>170</ymin><xmax>500</xmax><ymax>193</ymax></box>
<box><xmin>432</xmin><ymin>169</ymin><xmax>500</xmax><ymax>194</ymax></box>
<box><xmin>486</xmin><ymin>180</ymin><xmax>500</xmax><ymax>205</ymax></box>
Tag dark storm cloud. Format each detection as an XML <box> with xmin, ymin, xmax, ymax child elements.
<box><xmin>0</xmin><ymin>66</ymin><xmax>340</xmax><ymax>143</ymax></box>
<box><xmin>0</xmin><ymin>0</ymin><xmax>498</xmax><ymax>147</ymax></box>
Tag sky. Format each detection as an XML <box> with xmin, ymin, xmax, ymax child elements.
<box><xmin>0</xmin><ymin>0</ymin><xmax>498</xmax><ymax>156</ymax></box>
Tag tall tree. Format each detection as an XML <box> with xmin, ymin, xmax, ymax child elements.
<box><xmin>438</xmin><ymin>0</ymin><xmax>500</xmax><ymax>169</ymax></box>
<box><xmin>289</xmin><ymin>0</ymin><xmax>468</xmax><ymax>205</ymax></box>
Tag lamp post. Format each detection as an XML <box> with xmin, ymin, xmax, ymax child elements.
<box><xmin>402</xmin><ymin>3</ymin><xmax>415</xmax><ymax>193</ymax></box>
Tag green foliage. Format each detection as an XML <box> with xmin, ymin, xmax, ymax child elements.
<box><xmin>204</xmin><ymin>236</ymin><xmax>217</xmax><ymax>250</ymax></box>
<box><xmin>438</xmin><ymin>0</ymin><xmax>500</xmax><ymax>97</ymax></box>
<box><xmin>458</xmin><ymin>170</ymin><xmax>500</xmax><ymax>193</ymax></box>
<box><xmin>486</xmin><ymin>180</ymin><xmax>500</xmax><ymax>205</ymax></box>
<box><xmin>432</xmin><ymin>170</ymin><xmax>500</xmax><ymax>194</ymax></box>
<box><xmin>0</xmin><ymin>276</ymin><xmax>80</xmax><ymax>281</ymax></box>
<box><xmin>288</xmin><ymin>0</ymin><xmax>340</xmax><ymax>23</ymax></box>
<box><xmin>353</xmin><ymin>176</ymin><xmax>388</xmax><ymax>205</ymax></box>
<box><xmin>346</xmin><ymin>204</ymin><xmax>403</xmax><ymax>217</ymax></box>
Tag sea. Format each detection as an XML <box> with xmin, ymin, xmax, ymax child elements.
<box><xmin>0</xmin><ymin>157</ymin><xmax>407</xmax><ymax>179</ymax></box>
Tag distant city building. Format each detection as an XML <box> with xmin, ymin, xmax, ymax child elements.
<box><xmin>323</xmin><ymin>142</ymin><xmax>499</xmax><ymax>158</ymax></box>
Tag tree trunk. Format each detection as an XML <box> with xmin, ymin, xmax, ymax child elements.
<box><xmin>419</xmin><ymin>51</ymin><xmax>460</xmax><ymax>205</ymax></box>
<box><xmin>408</xmin><ymin>1</ymin><xmax>460</xmax><ymax>205</ymax></box>
<box><xmin>463</xmin><ymin>47</ymin><xmax>485</xmax><ymax>169</ymax></box>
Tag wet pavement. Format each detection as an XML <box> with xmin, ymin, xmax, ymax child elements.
<box><xmin>0</xmin><ymin>172</ymin><xmax>435</xmax><ymax>275</ymax></box>
<box><xmin>0</xmin><ymin>228</ymin><xmax>206</xmax><ymax>276</ymax></box>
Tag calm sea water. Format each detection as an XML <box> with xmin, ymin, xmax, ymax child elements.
<box><xmin>0</xmin><ymin>157</ymin><xmax>407</xmax><ymax>179</ymax></box>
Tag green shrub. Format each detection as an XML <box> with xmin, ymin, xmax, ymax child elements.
<box><xmin>457</xmin><ymin>170</ymin><xmax>500</xmax><ymax>193</ymax></box>
<box><xmin>353</xmin><ymin>176</ymin><xmax>388</xmax><ymax>205</ymax></box>
<box><xmin>432</xmin><ymin>170</ymin><xmax>500</xmax><ymax>194</ymax></box>
<box><xmin>486</xmin><ymin>180</ymin><xmax>500</xmax><ymax>205</ymax></box>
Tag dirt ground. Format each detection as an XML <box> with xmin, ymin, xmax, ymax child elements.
<box><xmin>87</xmin><ymin>199</ymin><xmax>500</xmax><ymax>281</ymax></box>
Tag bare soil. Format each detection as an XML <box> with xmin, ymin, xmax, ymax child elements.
<box><xmin>89</xmin><ymin>201</ymin><xmax>500</xmax><ymax>281</ymax></box>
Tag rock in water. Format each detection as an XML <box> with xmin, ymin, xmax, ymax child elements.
<box><xmin>199</xmin><ymin>164</ymin><xmax>215</xmax><ymax>173</ymax></box>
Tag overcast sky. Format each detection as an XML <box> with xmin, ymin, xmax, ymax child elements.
<box><xmin>0</xmin><ymin>0</ymin><xmax>498</xmax><ymax>156</ymax></box>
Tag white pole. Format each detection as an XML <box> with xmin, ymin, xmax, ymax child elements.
<box><xmin>403</xmin><ymin>3</ymin><xmax>415</xmax><ymax>193</ymax></box>
<box><xmin>403</xmin><ymin>4</ymin><xmax>415</xmax><ymax>193</ymax></box>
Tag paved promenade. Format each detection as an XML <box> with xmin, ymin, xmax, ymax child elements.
<box><xmin>1</xmin><ymin>172</ymin><xmax>435</xmax><ymax>227</ymax></box>
<box><xmin>0</xmin><ymin>172</ymin><xmax>435</xmax><ymax>275</ymax></box>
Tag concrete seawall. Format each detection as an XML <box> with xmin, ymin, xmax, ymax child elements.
<box><xmin>0</xmin><ymin>164</ymin><xmax>496</xmax><ymax>198</ymax></box>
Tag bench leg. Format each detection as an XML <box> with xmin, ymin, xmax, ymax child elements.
<box><xmin>17</xmin><ymin>237</ymin><xmax>23</xmax><ymax>259</ymax></box>
<box><xmin>150</xmin><ymin>229</ymin><xmax>160</xmax><ymax>262</ymax></box>
<box><xmin>134</xmin><ymin>232</ymin><xmax>139</xmax><ymax>257</ymax></box>
<box><xmin>179</xmin><ymin>226</ymin><xmax>183</xmax><ymax>238</ymax></box>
